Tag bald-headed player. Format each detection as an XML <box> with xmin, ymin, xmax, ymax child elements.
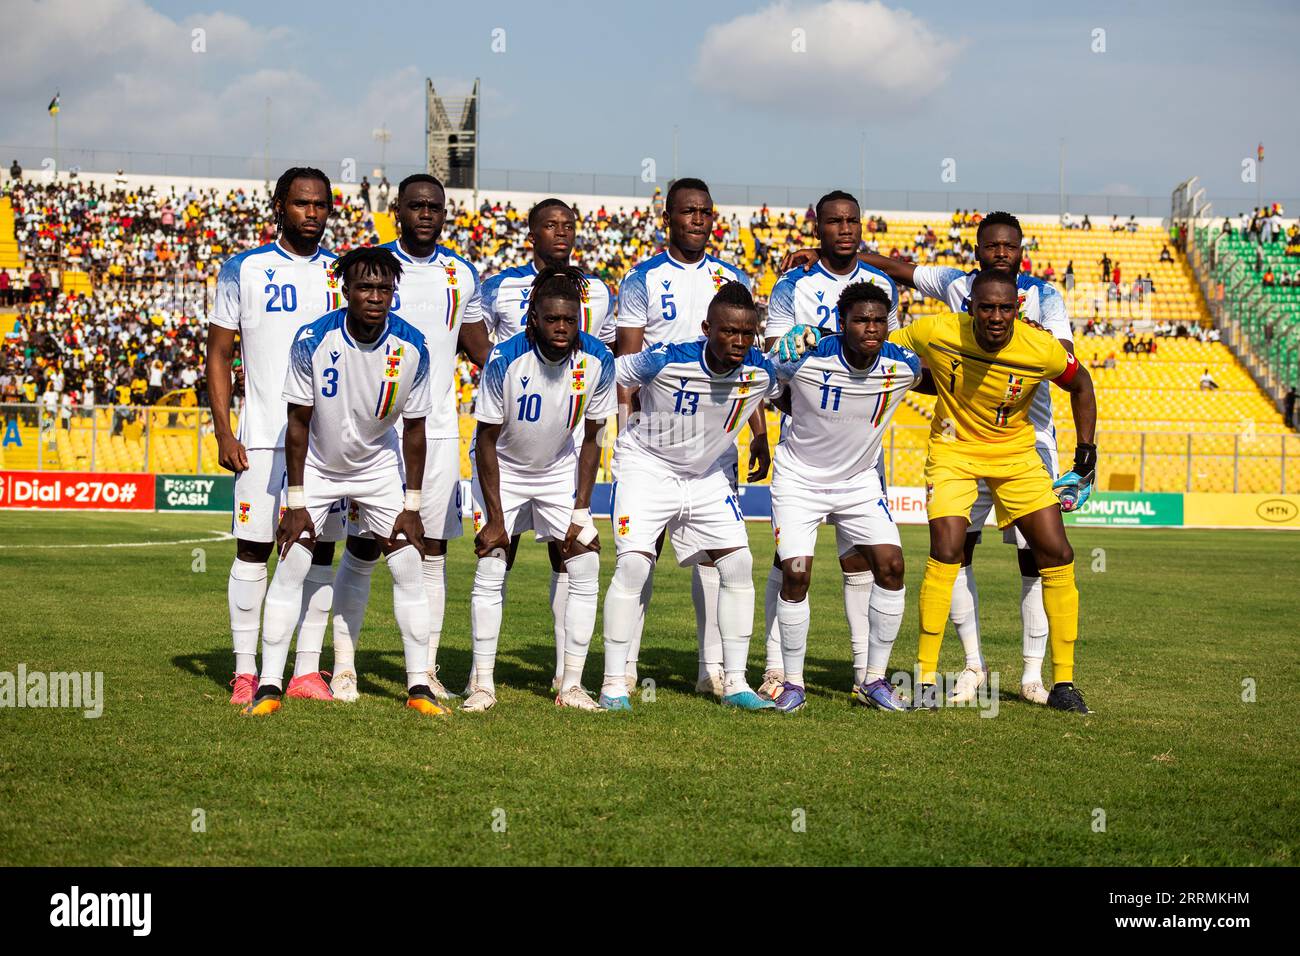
<box><xmin>479</xmin><ymin>198</ymin><xmax>616</xmax><ymax>693</ymax></box>
<box><xmin>615</xmin><ymin>177</ymin><xmax>770</xmax><ymax>698</ymax></box>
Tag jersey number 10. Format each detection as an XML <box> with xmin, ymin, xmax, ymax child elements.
<box><xmin>516</xmin><ymin>393</ymin><xmax>541</xmax><ymax>422</ymax></box>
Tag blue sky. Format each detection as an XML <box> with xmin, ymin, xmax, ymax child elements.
<box><xmin>4</xmin><ymin>0</ymin><xmax>1298</xmax><ymax>206</ymax></box>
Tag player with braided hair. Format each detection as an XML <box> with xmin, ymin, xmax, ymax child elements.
<box><xmin>206</xmin><ymin>166</ymin><xmax>347</xmax><ymax>707</ymax></box>
<box><xmin>462</xmin><ymin>266</ymin><xmax>617</xmax><ymax>712</ymax></box>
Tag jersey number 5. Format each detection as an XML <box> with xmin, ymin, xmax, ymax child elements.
<box><xmin>660</xmin><ymin>293</ymin><xmax>677</xmax><ymax>322</ymax></box>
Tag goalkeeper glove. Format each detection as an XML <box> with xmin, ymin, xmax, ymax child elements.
<box><xmin>775</xmin><ymin>324</ymin><xmax>824</xmax><ymax>362</ymax></box>
<box><xmin>1052</xmin><ymin>442</ymin><xmax>1097</xmax><ymax>512</ymax></box>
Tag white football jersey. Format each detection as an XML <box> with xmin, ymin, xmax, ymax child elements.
<box><xmin>910</xmin><ymin>267</ymin><xmax>1072</xmax><ymax>435</ymax></box>
<box><xmin>381</xmin><ymin>240</ymin><xmax>483</xmax><ymax>439</ymax></box>
<box><xmin>480</xmin><ymin>262</ymin><xmax>616</xmax><ymax>345</ymax></box>
<box><xmin>475</xmin><ymin>331</ymin><xmax>617</xmax><ymax>473</ymax></box>
<box><xmin>615</xmin><ymin>341</ymin><xmax>781</xmax><ymax>478</ymax></box>
<box><xmin>771</xmin><ymin>335</ymin><xmax>920</xmax><ymax>486</ymax></box>
<box><xmin>617</xmin><ymin>252</ymin><xmax>751</xmax><ymax>347</ymax></box>
<box><xmin>765</xmin><ymin>261</ymin><xmax>899</xmax><ymax>339</ymax></box>
<box><xmin>283</xmin><ymin>310</ymin><xmax>432</xmax><ymax>477</ymax></box>
<box><xmin>210</xmin><ymin>241</ymin><xmax>343</xmax><ymax>449</ymax></box>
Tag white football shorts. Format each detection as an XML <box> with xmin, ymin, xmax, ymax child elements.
<box><xmin>304</xmin><ymin>460</ymin><xmax>404</xmax><ymax>542</ymax></box>
<box><xmin>233</xmin><ymin>447</ymin><xmax>344</xmax><ymax>544</ymax></box>
<box><xmin>771</xmin><ymin>467</ymin><xmax>900</xmax><ymax>562</ymax></box>
<box><xmin>470</xmin><ymin>462</ymin><xmax>577</xmax><ymax>543</ymax></box>
<box><xmin>611</xmin><ymin>455</ymin><xmax>748</xmax><ymax>566</ymax></box>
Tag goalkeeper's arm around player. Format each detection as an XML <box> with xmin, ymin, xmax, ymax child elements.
<box><xmin>1050</xmin><ymin>359</ymin><xmax>1097</xmax><ymax>512</ymax></box>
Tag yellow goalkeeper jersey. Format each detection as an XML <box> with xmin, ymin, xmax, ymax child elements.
<box><xmin>888</xmin><ymin>312</ymin><xmax>1078</xmax><ymax>459</ymax></box>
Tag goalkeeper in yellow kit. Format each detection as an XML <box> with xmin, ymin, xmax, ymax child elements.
<box><xmin>779</xmin><ymin>270</ymin><xmax>1096</xmax><ymax>713</ymax></box>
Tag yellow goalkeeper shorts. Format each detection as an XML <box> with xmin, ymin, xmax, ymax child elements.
<box><xmin>924</xmin><ymin>448</ymin><xmax>1059</xmax><ymax>529</ymax></box>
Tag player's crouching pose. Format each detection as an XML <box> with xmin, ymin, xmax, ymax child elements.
<box><xmin>244</xmin><ymin>247</ymin><xmax>445</xmax><ymax>717</ymax></box>
<box><xmin>464</xmin><ymin>267</ymin><xmax>616</xmax><ymax>712</ymax></box>
<box><xmin>767</xmin><ymin>282</ymin><xmax>918</xmax><ymax>713</ymax></box>
<box><xmin>601</xmin><ymin>281</ymin><xmax>782</xmax><ymax>712</ymax></box>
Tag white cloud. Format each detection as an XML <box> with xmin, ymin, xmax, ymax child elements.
<box><xmin>692</xmin><ymin>0</ymin><xmax>962</xmax><ymax>116</ymax></box>
<box><xmin>0</xmin><ymin>0</ymin><xmax>475</xmax><ymax>176</ymax></box>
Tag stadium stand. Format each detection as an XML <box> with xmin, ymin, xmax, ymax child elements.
<box><xmin>1</xmin><ymin>171</ymin><xmax>1295</xmax><ymax>492</ymax></box>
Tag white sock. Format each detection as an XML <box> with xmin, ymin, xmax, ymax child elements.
<box><xmin>776</xmin><ymin>596</ymin><xmax>809</xmax><ymax>688</ymax></box>
<box><xmin>258</xmin><ymin>545</ymin><xmax>312</xmax><ymax>690</ymax></box>
<box><xmin>422</xmin><ymin>554</ymin><xmax>446</xmax><ymax>673</ymax></box>
<box><xmin>692</xmin><ymin>564</ymin><xmax>724</xmax><ymax>681</ymax></box>
<box><xmin>843</xmin><ymin>569</ymin><xmax>873</xmax><ymax>685</ymax></box>
<box><xmin>714</xmin><ymin>549</ymin><xmax>755</xmax><ymax>694</ymax></box>
<box><xmin>470</xmin><ymin>556</ymin><xmax>508</xmax><ymax>695</ymax></box>
<box><xmin>866</xmin><ymin>585</ymin><xmax>906</xmax><ymax>681</ymax></box>
<box><xmin>389</xmin><ymin>546</ymin><xmax>431</xmax><ymax>691</ymax></box>
<box><xmin>561</xmin><ymin>552</ymin><xmax>599</xmax><ymax>692</ymax></box>
<box><xmin>763</xmin><ymin>565</ymin><xmax>784</xmax><ymax>671</ymax></box>
<box><xmin>1021</xmin><ymin>575</ymin><xmax>1049</xmax><ymax>684</ymax></box>
<box><xmin>625</xmin><ymin>565</ymin><xmax>653</xmax><ymax>672</ymax></box>
<box><xmin>950</xmin><ymin>565</ymin><xmax>984</xmax><ymax>669</ymax></box>
<box><xmin>293</xmin><ymin>564</ymin><xmax>333</xmax><ymax>678</ymax></box>
<box><xmin>228</xmin><ymin>558</ymin><xmax>267</xmax><ymax>674</ymax></box>
<box><xmin>603</xmin><ymin>553</ymin><xmax>653</xmax><ymax>697</ymax></box>
<box><xmin>550</xmin><ymin>570</ymin><xmax>569</xmax><ymax>681</ymax></box>
<box><xmin>330</xmin><ymin>548</ymin><xmax>377</xmax><ymax>672</ymax></box>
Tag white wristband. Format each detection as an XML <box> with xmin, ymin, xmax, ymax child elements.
<box><xmin>572</xmin><ymin>508</ymin><xmax>597</xmax><ymax>545</ymax></box>
<box><xmin>285</xmin><ymin>486</ymin><xmax>305</xmax><ymax>509</ymax></box>
<box><xmin>404</xmin><ymin>490</ymin><xmax>422</xmax><ymax>512</ymax></box>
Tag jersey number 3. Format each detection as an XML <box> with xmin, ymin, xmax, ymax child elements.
<box><xmin>321</xmin><ymin>367</ymin><xmax>338</xmax><ymax>398</ymax></box>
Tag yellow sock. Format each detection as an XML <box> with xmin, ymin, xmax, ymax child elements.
<box><xmin>917</xmin><ymin>557</ymin><xmax>961</xmax><ymax>684</ymax></box>
<box><xmin>1039</xmin><ymin>562</ymin><xmax>1079</xmax><ymax>684</ymax></box>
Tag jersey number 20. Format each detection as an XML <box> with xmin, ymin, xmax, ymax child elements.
<box><xmin>265</xmin><ymin>283</ymin><xmax>298</xmax><ymax>312</ymax></box>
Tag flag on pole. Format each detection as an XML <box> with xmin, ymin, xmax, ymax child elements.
<box><xmin>47</xmin><ymin>93</ymin><xmax>60</xmax><ymax>116</ymax></box>
<box><xmin>1257</xmin><ymin>142</ymin><xmax>1264</xmax><ymax>163</ymax></box>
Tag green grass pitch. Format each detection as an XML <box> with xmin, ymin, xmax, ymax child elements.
<box><xmin>0</xmin><ymin>511</ymin><xmax>1296</xmax><ymax>866</ymax></box>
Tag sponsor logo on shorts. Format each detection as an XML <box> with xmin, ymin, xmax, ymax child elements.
<box><xmin>925</xmin><ymin>482</ymin><xmax>934</xmax><ymax>504</ymax></box>
<box><xmin>237</xmin><ymin>501</ymin><xmax>251</xmax><ymax>524</ymax></box>
<box><xmin>617</xmin><ymin>515</ymin><xmax>630</xmax><ymax>536</ymax></box>
<box><xmin>348</xmin><ymin>501</ymin><xmax>360</xmax><ymax>523</ymax></box>
<box><xmin>773</xmin><ymin>525</ymin><xmax>781</xmax><ymax>544</ymax></box>
<box><xmin>473</xmin><ymin>510</ymin><xmax>484</xmax><ymax>532</ymax></box>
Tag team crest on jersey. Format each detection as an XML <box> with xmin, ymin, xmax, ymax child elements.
<box><xmin>326</xmin><ymin>271</ymin><xmax>343</xmax><ymax>310</ymax></box>
<box><xmin>444</xmin><ymin>264</ymin><xmax>458</xmax><ymax>287</ymax></box>
<box><xmin>571</xmin><ymin>360</ymin><xmax>587</xmax><ymax>394</ymax></box>
<box><xmin>710</xmin><ymin>268</ymin><xmax>728</xmax><ymax>292</ymax></box>
<box><xmin>385</xmin><ymin>346</ymin><xmax>404</xmax><ymax>379</ymax></box>
<box><xmin>1002</xmin><ymin>373</ymin><xmax>1026</xmax><ymax>402</ymax></box>
<box><xmin>1017</xmin><ymin>290</ymin><xmax>1027</xmax><ymax>319</ymax></box>
<box><xmin>237</xmin><ymin>501</ymin><xmax>251</xmax><ymax>524</ymax></box>
<box><xmin>617</xmin><ymin>515</ymin><xmax>630</xmax><ymax>536</ymax></box>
